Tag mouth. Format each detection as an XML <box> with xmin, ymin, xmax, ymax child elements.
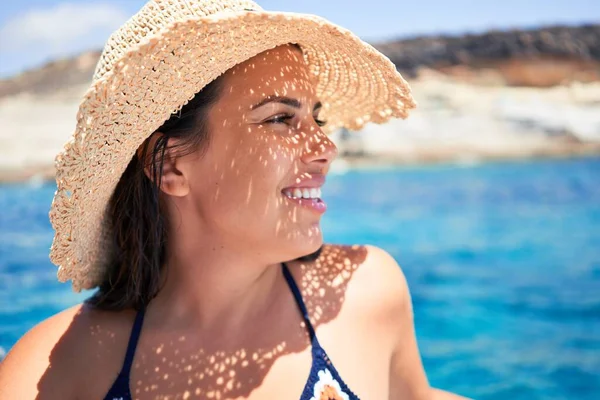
<box><xmin>281</xmin><ymin>187</ymin><xmax>327</xmax><ymax>214</ymax></box>
<box><xmin>282</xmin><ymin>187</ymin><xmax>322</xmax><ymax>200</ymax></box>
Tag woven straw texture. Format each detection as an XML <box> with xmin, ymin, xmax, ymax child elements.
<box><xmin>49</xmin><ymin>0</ymin><xmax>416</xmax><ymax>291</ymax></box>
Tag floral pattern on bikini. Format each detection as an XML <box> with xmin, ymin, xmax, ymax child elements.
<box><xmin>310</xmin><ymin>369</ymin><xmax>350</xmax><ymax>400</ymax></box>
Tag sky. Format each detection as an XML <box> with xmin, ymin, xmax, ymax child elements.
<box><xmin>0</xmin><ymin>0</ymin><xmax>598</xmax><ymax>78</ymax></box>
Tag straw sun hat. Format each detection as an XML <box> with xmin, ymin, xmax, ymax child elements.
<box><xmin>49</xmin><ymin>0</ymin><xmax>416</xmax><ymax>291</ymax></box>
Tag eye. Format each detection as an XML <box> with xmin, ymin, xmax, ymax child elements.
<box><xmin>265</xmin><ymin>113</ymin><xmax>294</xmax><ymax>124</ymax></box>
<box><xmin>314</xmin><ymin>118</ymin><xmax>327</xmax><ymax>127</ymax></box>
<box><xmin>263</xmin><ymin>113</ymin><xmax>327</xmax><ymax>128</ymax></box>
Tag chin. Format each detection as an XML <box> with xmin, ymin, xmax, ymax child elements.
<box><xmin>286</xmin><ymin>224</ymin><xmax>323</xmax><ymax>260</ymax></box>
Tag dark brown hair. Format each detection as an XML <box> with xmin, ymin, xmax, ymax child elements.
<box><xmin>87</xmin><ymin>45</ymin><xmax>321</xmax><ymax>311</ymax></box>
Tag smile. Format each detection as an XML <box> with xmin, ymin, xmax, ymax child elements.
<box><xmin>282</xmin><ymin>187</ymin><xmax>322</xmax><ymax>199</ymax></box>
<box><xmin>281</xmin><ymin>187</ymin><xmax>327</xmax><ymax>214</ymax></box>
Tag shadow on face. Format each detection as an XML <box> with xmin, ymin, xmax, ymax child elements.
<box><xmin>160</xmin><ymin>44</ymin><xmax>339</xmax><ymax>264</ymax></box>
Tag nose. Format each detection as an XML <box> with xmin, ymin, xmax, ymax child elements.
<box><xmin>300</xmin><ymin>129</ymin><xmax>338</xmax><ymax>167</ymax></box>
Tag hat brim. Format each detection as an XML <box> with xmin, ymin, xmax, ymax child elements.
<box><xmin>50</xmin><ymin>10</ymin><xmax>416</xmax><ymax>291</ymax></box>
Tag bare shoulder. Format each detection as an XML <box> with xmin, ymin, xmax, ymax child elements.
<box><xmin>360</xmin><ymin>244</ymin><xmax>411</xmax><ymax>307</ymax></box>
<box><xmin>0</xmin><ymin>302</ymin><xmax>134</xmax><ymax>399</ymax></box>
<box><xmin>318</xmin><ymin>243</ymin><xmax>410</xmax><ymax>306</ymax></box>
<box><xmin>0</xmin><ymin>304</ymin><xmax>85</xmax><ymax>398</ymax></box>
<box><xmin>332</xmin><ymin>244</ymin><xmax>411</xmax><ymax>319</ymax></box>
<box><xmin>291</xmin><ymin>244</ymin><xmax>412</xmax><ymax>334</ymax></box>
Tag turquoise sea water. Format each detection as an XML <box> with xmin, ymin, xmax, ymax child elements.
<box><xmin>1</xmin><ymin>157</ymin><xmax>599</xmax><ymax>399</ymax></box>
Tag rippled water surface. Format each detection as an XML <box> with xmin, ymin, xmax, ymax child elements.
<box><xmin>1</xmin><ymin>157</ymin><xmax>599</xmax><ymax>399</ymax></box>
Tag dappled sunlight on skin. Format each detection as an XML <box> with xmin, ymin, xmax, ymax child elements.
<box><xmin>124</xmin><ymin>246</ymin><xmax>366</xmax><ymax>399</ymax></box>
<box><xmin>37</xmin><ymin>245</ymin><xmax>369</xmax><ymax>399</ymax></box>
<box><xmin>294</xmin><ymin>245</ymin><xmax>368</xmax><ymax>326</ymax></box>
<box><xmin>131</xmin><ymin>245</ymin><xmax>367</xmax><ymax>399</ymax></box>
<box><xmin>129</xmin><ymin>342</ymin><xmax>291</xmax><ymax>398</ymax></box>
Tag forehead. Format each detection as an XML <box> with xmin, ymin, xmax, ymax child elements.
<box><xmin>221</xmin><ymin>45</ymin><xmax>316</xmax><ymax>99</ymax></box>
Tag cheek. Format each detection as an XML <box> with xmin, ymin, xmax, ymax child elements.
<box><xmin>235</xmin><ymin>132</ymin><xmax>299</xmax><ymax>182</ymax></box>
<box><xmin>191</xmin><ymin>125</ymin><xmax>305</xmax><ymax>229</ymax></box>
<box><xmin>204</xmin><ymin>137</ymin><xmax>295</xmax><ymax>216</ymax></box>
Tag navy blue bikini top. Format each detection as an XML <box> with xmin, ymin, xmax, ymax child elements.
<box><xmin>104</xmin><ymin>263</ymin><xmax>360</xmax><ymax>399</ymax></box>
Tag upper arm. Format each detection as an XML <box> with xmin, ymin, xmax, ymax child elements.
<box><xmin>0</xmin><ymin>306</ymin><xmax>82</xmax><ymax>399</ymax></box>
<box><xmin>362</xmin><ymin>245</ymin><xmax>431</xmax><ymax>400</ymax></box>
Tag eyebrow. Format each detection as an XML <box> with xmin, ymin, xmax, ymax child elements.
<box><xmin>250</xmin><ymin>95</ymin><xmax>322</xmax><ymax>111</ymax></box>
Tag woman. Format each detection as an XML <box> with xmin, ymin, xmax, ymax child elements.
<box><xmin>0</xmin><ymin>1</ymin><xmax>469</xmax><ymax>399</ymax></box>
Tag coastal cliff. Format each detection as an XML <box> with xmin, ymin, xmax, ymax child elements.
<box><xmin>376</xmin><ymin>24</ymin><xmax>600</xmax><ymax>86</ymax></box>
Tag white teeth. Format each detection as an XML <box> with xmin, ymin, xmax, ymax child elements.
<box><xmin>283</xmin><ymin>187</ymin><xmax>322</xmax><ymax>199</ymax></box>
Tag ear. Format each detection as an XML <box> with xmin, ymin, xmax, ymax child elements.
<box><xmin>137</xmin><ymin>132</ymin><xmax>190</xmax><ymax>197</ymax></box>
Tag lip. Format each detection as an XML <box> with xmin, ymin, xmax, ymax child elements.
<box><xmin>282</xmin><ymin>175</ymin><xmax>325</xmax><ymax>191</ymax></box>
<box><xmin>283</xmin><ymin>196</ymin><xmax>327</xmax><ymax>214</ymax></box>
<box><xmin>281</xmin><ymin>174</ymin><xmax>327</xmax><ymax>214</ymax></box>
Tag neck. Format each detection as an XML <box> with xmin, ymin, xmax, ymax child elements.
<box><xmin>148</xmin><ymin>227</ymin><xmax>285</xmax><ymax>334</ymax></box>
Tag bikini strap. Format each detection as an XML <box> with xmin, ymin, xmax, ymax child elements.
<box><xmin>282</xmin><ymin>263</ymin><xmax>317</xmax><ymax>342</ymax></box>
<box><xmin>118</xmin><ymin>306</ymin><xmax>146</xmax><ymax>377</ymax></box>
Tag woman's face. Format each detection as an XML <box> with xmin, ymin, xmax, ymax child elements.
<box><xmin>169</xmin><ymin>45</ymin><xmax>338</xmax><ymax>261</ymax></box>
